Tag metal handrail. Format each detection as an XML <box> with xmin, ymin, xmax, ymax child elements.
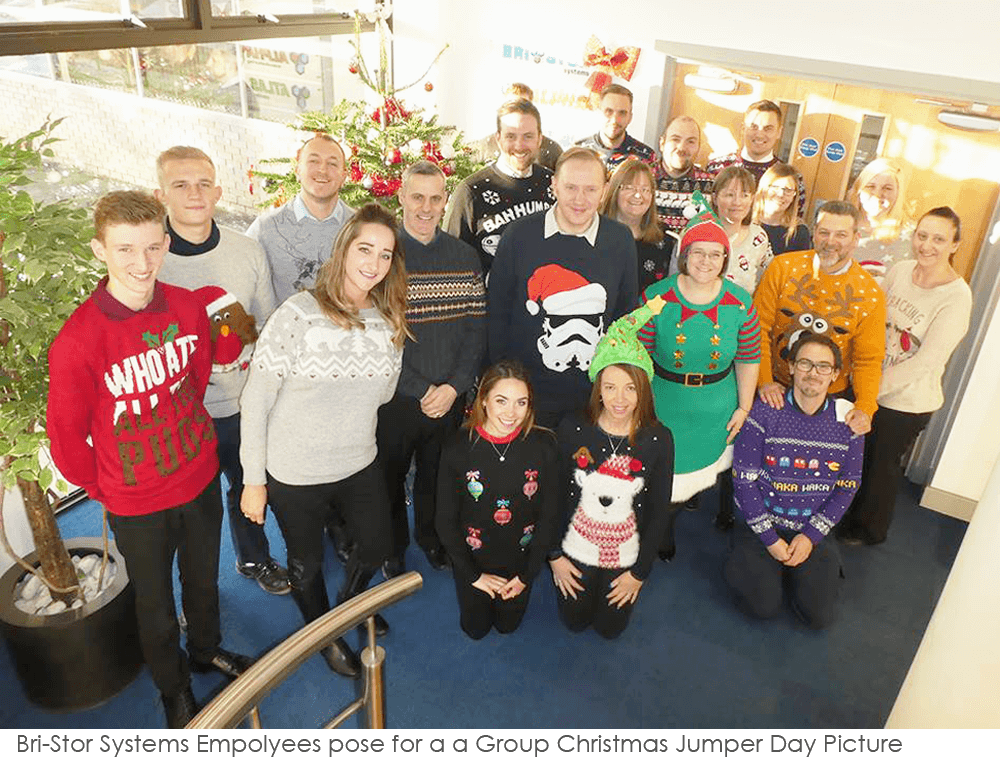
<box><xmin>188</xmin><ymin>571</ymin><xmax>423</xmax><ymax>729</ymax></box>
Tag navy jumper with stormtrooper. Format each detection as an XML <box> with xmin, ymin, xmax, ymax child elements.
<box><xmin>487</xmin><ymin>211</ymin><xmax>638</xmax><ymax>424</ymax></box>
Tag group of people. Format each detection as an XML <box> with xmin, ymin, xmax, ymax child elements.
<box><xmin>44</xmin><ymin>81</ymin><xmax>973</xmax><ymax>729</ymax></box>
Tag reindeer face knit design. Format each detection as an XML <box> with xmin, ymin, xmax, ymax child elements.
<box><xmin>755</xmin><ymin>250</ymin><xmax>885</xmax><ymax>416</ymax></box>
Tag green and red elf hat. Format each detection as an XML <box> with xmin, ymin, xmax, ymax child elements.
<box><xmin>679</xmin><ymin>190</ymin><xmax>730</xmax><ymax>256</ymax></box>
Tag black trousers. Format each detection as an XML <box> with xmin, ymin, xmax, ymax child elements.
<box><xmin>556</xmin><ymin>558</ymin><xmax>636</xmax><ymax>640</ymax></box>
<box><xmin>267</xmin><ymin>461</ymin><xmax>392</xmax><ymax>623</ymax></box>
<box><xmin>843</xmin><ymin>406</ymin><xmax>932</xmax><ymax>544</ymax></box>
<box><xmin>724</xmin><ymin>523</ymin><xmax>841</xmax><ymax>629</ymax></box>
<box><xmin>453</xmin><ymin>571</ymin><xmax>533</xmax><ymax>640</ymax></box>
<box><xmin>214</xmin><ymin>413</ymin><xmax>272</xmax><ymax>567</ymax></box>
<box><xmin>376</xmin><ymin>392</ymin><xmax>463</xmax><ymax>559</ymax></box>
<box><xmin>108</xmin><ymin>476</ymin><xmax>223</xmax><ymax>697</ymax></box>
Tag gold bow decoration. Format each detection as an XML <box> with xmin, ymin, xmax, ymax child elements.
<box><xmin>582</xmin><ymin>35</ymin><xmax>641</xmax><ymax>106</ymax></box>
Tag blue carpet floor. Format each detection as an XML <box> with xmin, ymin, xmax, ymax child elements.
<box><xmin>0</xmin><ymin>480</ymin><xmax>965</xmax><ymax>729</ymax></box>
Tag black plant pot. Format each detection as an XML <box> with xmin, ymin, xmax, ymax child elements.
<box><xmin>0</xmin><ymin>536</ymin><xmax>143</xmax><ymax>711</ymax></box>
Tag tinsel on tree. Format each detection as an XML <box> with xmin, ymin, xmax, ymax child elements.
<box><xmin>250</xmin><ymin>7</ymin><xmax>482</xmax><ymax>216</ymax></box>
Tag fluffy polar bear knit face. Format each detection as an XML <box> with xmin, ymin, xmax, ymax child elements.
<box><xmin>561</xmin><ymin>467</ymin><xmax>645</xmax><ymax>569</ymax></box>
<box><xmin>574</xmin><ymin>468</ymin><xmax>644</xmax><ymax>520</ymax></box>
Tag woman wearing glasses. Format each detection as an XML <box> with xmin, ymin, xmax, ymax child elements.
<box><xmin>637</xmin><ymin>208</ymin><xmax>761</xmax><ymax>560</ymax></box>
<box><xmin>601</xmin><ymin>158</ymin><xmax>677</xmax><ymax>295</ymax></box>
<box><xmin>754</xmin><ymin>163</ymin><xmax>812</xmax><ymax>256</ymax></box>
<box><xmin>711</xmin><ymin>165</ymin><xmax>773</xmax><ymax>295</ymax></box>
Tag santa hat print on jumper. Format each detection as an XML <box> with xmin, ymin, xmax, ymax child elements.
<box><xmin>525</xmin><ymin>263</ymin><xmax>607</xmax><ymax>317</ymax></box>
<box><xmin>196</xmin><ymin>284</ymin><xmax>239</xmax><ymax>318</ymax></box>
<box><xmin>589</xmin><ymin>302</ymin><xmax>656</xmax><ymax>382</ymax></box>
<box><xmin>679</xmin><ymin>190</ymin><xmax>730</xmax><ymax>256</ymax></box>
<box><xmin>597</xmin><ymin>454</ymin><xmax>644</xmax><ymax>481</ymax></box>
<box><xmin>194</xmin><ymin>284</ymin><xmax>257</xmax><ymax>366</ymax></box>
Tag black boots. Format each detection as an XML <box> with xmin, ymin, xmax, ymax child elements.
<box><xmin>659</xmin><ymin>505</ymin><xmax>680</xmax><ymax>562</ymax></box>
<box><xmin>326</xmin><ymin>519</ymin><xmax>355</xmax><ymax>565</ymax></box>
<box><xmin>338</xmin><ymin>562</ymin><xmax>389</xmax><ymax>637</ymax></box>
<box><xmin>162</xmin><ymin>685</ymin><xmax>199</xmax><ymax>728</ymax></box>
<box><xmin>289</xmin><ymin>568</ymin><xmax>361</xmax><ymax>677</ymax></box>
<box><xmin>321</xmin><ymin>638</ymin><xmax>362</xmax><ymax>677</ymax></box>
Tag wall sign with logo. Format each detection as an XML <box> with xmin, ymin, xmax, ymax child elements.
<box><xmin>798</xmin><ymin>137</ymin><xmax>819</xmax><ymax>158</ymax></box>
<box><xmin>243</xmin><ymin>44</ymin><xmax>325</xmax><ymax>122</ymax></box>
<box><xmin>824</xmin><ymin>140</ymin><xmax>846</xmax><ymax>163</ymax></box>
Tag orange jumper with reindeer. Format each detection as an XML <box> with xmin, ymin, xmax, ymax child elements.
<box><xmin>753</xmin><ymin>250</ymin><xmax>886</xmax><ymax>418</ymax></box>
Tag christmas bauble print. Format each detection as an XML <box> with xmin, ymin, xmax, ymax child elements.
<box><xmin>493</xmin><ymin>498</ymin><xmax>512</xmax><ymax>526</ymax></box>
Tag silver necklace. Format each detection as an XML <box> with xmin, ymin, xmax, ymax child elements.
<box><xmin>487</xmin><ymin>439</ymin><xmax>513</xmax><ymax>462</ymax></box>
<box><xmin>607</xmin><ymin>432</ymin><xmax>627</xmax><ymax>457</ymax></box>
<box><xmin>480</xmin><ymin>436</ymin><xmax>514</xmax><ymax>462</ymax></box>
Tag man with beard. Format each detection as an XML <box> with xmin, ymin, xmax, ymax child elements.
<box><xmin>725</xmin><ymin>333</ymin><xmax>863</xmax><ymax>628</ymax></box>
<box><xmin>753</xmin><ymin>201</ymin><xmax>885</xmax><ymax>436</ymax></box>
<box><xmin>444</xmin><ymin>98</ymin><xmax>554</xmax><ymax>277</ymax></box>
<box><xmin>575</xmin><ymin>83</ymin><xmax>656</xmax><ymax>172</ymax></box>
<box><xmin>653</xmin><ymin>115</ymin><xmax>716</xmax><ymax>234</ymax></box>
<box><xmin>470</xmin><ymin>83</ymin><xmax>563</xmax><ymax>171</ymax></box>
<box><xmin>487</xmin><ymin>147</ymin><xmax>638</xmax><ymax>428</ymax></box>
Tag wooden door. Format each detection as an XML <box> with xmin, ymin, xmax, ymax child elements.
<box><xmin>668</xmin><ymin>63</ymin><xmax>1000</xmax><ymax>279</ymax></box>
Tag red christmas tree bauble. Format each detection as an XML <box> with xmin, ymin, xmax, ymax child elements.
<box><xmin>424</xmin><ymin>81</ymin><xmax>434</xmax><ymax>92</ymax></box>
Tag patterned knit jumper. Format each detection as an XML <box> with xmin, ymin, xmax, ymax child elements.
<box><xmin>732</xmin><ymin>393</ymin><xmax>863</xmax><ymax>546</ymax></box>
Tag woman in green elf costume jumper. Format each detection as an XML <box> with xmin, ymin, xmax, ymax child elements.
<box><xmin>637</xmin><ymin>194</ymin><xmax>761</xmax><ymax>560</ymax></box>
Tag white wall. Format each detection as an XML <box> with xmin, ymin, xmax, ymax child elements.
<box><xmin>927</xmin><ymin>295</ymin><xmax>1000</xmax><ymax>505</ymax></box>
<box><xmin>394</xmin><ymin>0</ymin><xmax>1000</xmax><ymax>144</ymax></box>
<box><xmin>0</xmin><ymin>487</ymin><xmax>35</xmax><ymax>576</ymax></box>
<box><xmin>888</xmin><ymin>434</ymin><xmax>1000</xmax><ymax>727</ymax></box>
<box><xmin>0</xmin><ymin>70</ymin><xmax>303</xmax><ymax>217</ymax></box>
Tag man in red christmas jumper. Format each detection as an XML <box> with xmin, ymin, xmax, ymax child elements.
<box><xmin>46</xmin><ymin>191</ymin><xmax>253</xmax><ymax>729</ymax></box>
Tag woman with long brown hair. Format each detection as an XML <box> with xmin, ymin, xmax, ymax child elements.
<box><xmin>601</xmin><ymin>157</ymin><xmax>677</xmax><ymax>294</ymax></box>
<box><xmin>239</xmin><ymin>203</ymin><xmax>409</xmax><ymax>677</ymax></box>
<box><xmin>550</xmin><ymin>298</ymin><xmax>675</xmax><ymax>639</ymax></box>
<box><xmin>712</xmin><ymin>165</ymin><xmax>773</xmax><ymax>294</ymax></box>
<box><xmin>435</xmin><ymin>360</ymin><xmax>560</xmax><ymax>639</ymax></box>
<box><xmin>753</xmin><ymin>162</ymin><xmax>812</xmax><ymax>255</ymax></box>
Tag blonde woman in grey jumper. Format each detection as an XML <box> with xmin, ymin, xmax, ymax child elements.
<box><xmin>239</xmin><ymin>204</ymin><xmax>410</xmax><ymax>677</ymax></box>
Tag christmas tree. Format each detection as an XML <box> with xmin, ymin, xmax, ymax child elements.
<box><xmin>251</xmin><ymin>8</ymin><xmax>482</xmax><ymax>215</ymax></box>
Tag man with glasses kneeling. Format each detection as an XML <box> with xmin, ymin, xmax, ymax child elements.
<box><xmin>724</xmin><ymin>333</ymin><xmax>863</xmax><ymax>628</ymax></box>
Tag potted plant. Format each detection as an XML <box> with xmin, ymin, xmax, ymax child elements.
<box><xmin>0</xmin><ymin>118</ymin><xmax>143</xmax><ymax>710</ymax></box>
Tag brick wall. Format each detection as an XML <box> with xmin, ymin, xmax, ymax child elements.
<box><xmin>0</xmin><ymin>70</ymin><xmax>303</xmax><ymax>217</ymax></box>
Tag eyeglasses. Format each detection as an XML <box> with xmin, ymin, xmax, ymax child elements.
<box><xmin>793</xmin><ymin>358</ymin><xmax>836</xmax><ymax>375</ymax></box>
<box><xmin>621</xmin><ymin>185</ymin><xmax>653</xmax><ymax>197</ymax></box>
<box><xmin>687</xmin><ymin>248</ymin><xmax>725</xmax><ymax>262</ymax></box>
<box><xmin>766</xmin><ymin>186</ymin><xmax>797</xmax><ymax>196</ymax></box>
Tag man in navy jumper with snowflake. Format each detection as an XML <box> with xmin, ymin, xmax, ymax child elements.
<box><xmin>443</xmin><ymin>98</ymin><xmax>554</xmax><ymax>277</ymax></box>
<box><xmin>487</xmin><ymin>147</ymin><xmax>638</xmax><ymax>429</ymax></box>
<box><xmin>724</xmin><ymin>332</ymin><xmax>863</xmax><ymax>628</ymax></box>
